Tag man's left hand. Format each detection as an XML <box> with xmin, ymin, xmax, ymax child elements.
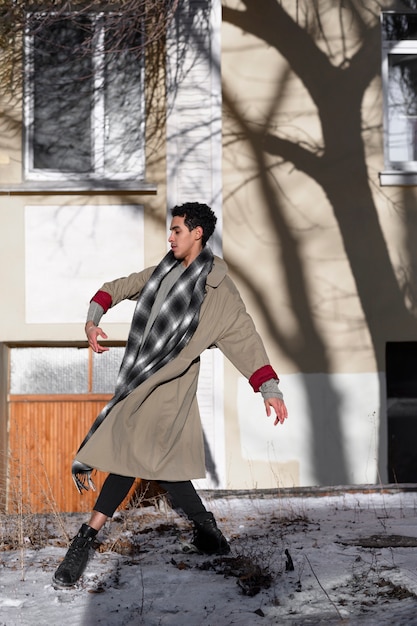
<box><xmin>264</xmin><ymin>398</ymin><xmax>288</xmax><ymax>426</ymax></box>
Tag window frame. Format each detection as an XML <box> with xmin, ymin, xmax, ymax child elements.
<box><xmin>380</xmin><ymin>11</ymin><xmax>417</xmax><ymax>186</ymax></box>
<box><xmin>23</xmin><ymin>12</ymin><xmax>146</xmax><ymax>183</ymax></box>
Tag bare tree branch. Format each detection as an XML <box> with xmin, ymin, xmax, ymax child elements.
<box><xmin>0</xmin><ymin>0</ymin><xmax>179</xmax><ymax>98</ymax></box>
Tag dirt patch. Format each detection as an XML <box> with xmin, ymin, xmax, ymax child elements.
<box><xmin>338</xmin><ymin>534</ymin><xmax>417</xmax><ymax>548</ymax></box>
<box><xmin>197</xmin><ymin>554</ymin><xmax>273</xmax><ymax>596</ymax></box>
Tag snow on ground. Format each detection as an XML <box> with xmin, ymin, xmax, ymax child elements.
<box><xmin>2</xmin><ymin>488</ymin><xmax>417</xmax><ymax>625</ymax></box>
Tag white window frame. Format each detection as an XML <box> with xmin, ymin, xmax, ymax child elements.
<box><xmin>380</xmin><ymin>11</ymin><xmax>417</xmax><ymax>186</ymax></box>
<box><xmin>23</xmin><ymin>12</ymin><xmax>146</xmax><ymax>183</ymax></box>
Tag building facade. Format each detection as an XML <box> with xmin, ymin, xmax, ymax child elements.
<box><xmin>1</xmin><ymin>0</ymin><xmax>417</xmax><ymax>512</ymax></box>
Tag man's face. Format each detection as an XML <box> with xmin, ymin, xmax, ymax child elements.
<box><xmin>168</xmin><ymin>215</ymin><xmax>203</xmax><ymax>266</ymax></box>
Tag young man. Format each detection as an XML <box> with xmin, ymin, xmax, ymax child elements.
<box><xmin>53</xmin><ymin>202</ymin><xmax>288</xmax><ymax>588</ymax></box>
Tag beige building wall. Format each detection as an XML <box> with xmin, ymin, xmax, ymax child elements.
<box><xmin>220</xmin><ymin>0</ymin><xmax>417</xmax><ymax>487</ymax></box>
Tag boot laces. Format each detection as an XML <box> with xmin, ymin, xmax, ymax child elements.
<box><xmin>64</xmin><ymin>536</ymin><xmax>91</xmax><ymax>566</ymax></box>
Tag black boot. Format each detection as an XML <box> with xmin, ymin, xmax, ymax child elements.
<box><xmin>52</xmin><ymin>524</ymin><xmax>97</xmax><ymax>588</ymax></box>
<box><xmin>192</xmin><ymin>513</ymin><xmax>230</xmax><ymax>555</ymax></box>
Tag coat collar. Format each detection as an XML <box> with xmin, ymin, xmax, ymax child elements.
<box><xmin>206</xmin><ymin>255</ymin><xmax>228</xmax><ymax>288</ymax></box>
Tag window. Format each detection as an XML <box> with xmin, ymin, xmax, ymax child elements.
<box><xmin>24</xmin><ymin>13</ymin><xmax>145</xmax><ymax>182</ymax></box>
<box><xmin>380</xmin><ymin>12</ymin><xmax>417</xmax><ymax>185</ymax></box>
<box><xmin>9</xmin><ymin>345</ymin><xmax>125</xmax><ymax>395</ymax></box>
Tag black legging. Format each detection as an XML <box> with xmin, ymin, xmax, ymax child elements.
<box><xmin>94</xmin><ymin>473</ymin><xmax>209</xmax><ymax>524</ymax></box>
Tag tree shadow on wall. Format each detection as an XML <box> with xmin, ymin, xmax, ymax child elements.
<box><xmin>221</xmin><ymin>0</ymin><xmax>417</xmax><ymax>483</ymax></box>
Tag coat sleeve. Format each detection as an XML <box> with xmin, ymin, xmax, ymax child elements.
<box><xmin>90</xmin><ymin>267</ymin><xmax>155</xmax><ymax>311</ymax></box>
<box><xmin>213</xmin><ymin>276</ymin><xmax>277</xmax><ymax>388</ymax></box>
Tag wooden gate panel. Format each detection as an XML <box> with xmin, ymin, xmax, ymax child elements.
<box><xmin>8</xmin><ymin>398</ymin><xmax>110</xmax><ymax>513</ymax></box>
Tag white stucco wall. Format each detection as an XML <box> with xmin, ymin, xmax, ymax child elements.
<box><xmin>237</xmin><ymin>372</ymin><xmax>387</xmax><ymax>487</ymax></box>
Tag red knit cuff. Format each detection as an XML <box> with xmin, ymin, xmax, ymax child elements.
<box><xmin>91</xmin><ymin>290</ymin><xmax>112</xmax><ymax>313</ymax></box>
<box><xmin>249</xmin><ymin>365</ymin><xmax>279</xmax><ymax>392</ymax></box>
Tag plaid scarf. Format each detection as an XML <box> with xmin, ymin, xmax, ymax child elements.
<box><xmin>72</xmin><ymin>246</ymin><xmax>214</xmax><ymax>493</ymax></box>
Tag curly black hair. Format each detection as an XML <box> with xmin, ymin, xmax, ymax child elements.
<box><xmin>171</xmin><ymin>202</ymin><xmax>217</xmax><ymax>246</ymax></box>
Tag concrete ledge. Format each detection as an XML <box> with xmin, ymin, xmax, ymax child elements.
<box><xmin>196</xmin><ymin>483</ymin><xmax>417</xmax><ymax>499</ymax></box>
<box><xmin>379</xmin><ymin>170</ymin><xmax>417</xmax><ymax>186</ymax></box>
<box><xmin>0</xmin><ymin>180</ymin><xmax>158</xmax><ymax>195</ymax></box>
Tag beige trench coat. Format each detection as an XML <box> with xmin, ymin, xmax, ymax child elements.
<box><xmin>76</xmin><ymin>256</ymin><xmax>271</xmax><ymax>481</ymax></box>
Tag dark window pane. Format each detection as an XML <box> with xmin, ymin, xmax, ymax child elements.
<box><xmin>382</xmin><ymin>13</ymin><xmax>417</xmax><ymax>41</ymax></box>
<box><xmin>32</xmin><ymin>18</ymin><xmax>93</xmax><ymax>172</ymax></box>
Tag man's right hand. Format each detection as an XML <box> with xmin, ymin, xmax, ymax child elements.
<box><xmin>85</xmin><ymin>323</ymin><xmax>109</xmax><ymax>353</ymax></box>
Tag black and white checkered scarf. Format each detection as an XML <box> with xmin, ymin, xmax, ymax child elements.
<box><xmin>72</xmin><ymin>246</ymin><xmax>214</xmax><ymax>493</ymax></box>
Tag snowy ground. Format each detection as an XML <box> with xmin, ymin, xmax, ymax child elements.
<box><xmin>2</xmin><ymin>487</ymin><xmax>417</xmax><ymax>625</ymax></box>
